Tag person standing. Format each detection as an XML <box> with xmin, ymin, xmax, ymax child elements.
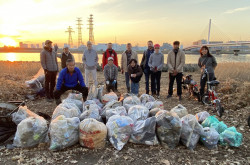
<box><xmin>54</xmin><ymin>59</ymin><xmax>88</xmax><ymax>105</ymax></box>
<box><xmin>104</xmin><ymin>57</ymin><xmax>118</xmax><ymax>92</ymax></box>
<box><xmin>140</xmin><ymin>40</ymin><xmax>154</xmax><ymax>94</ymax></box>
<box><xmin>102</xmin><ymin>43</ymin><xmax>118</xmax><ymax>69</ymax></box>
<box><xmin>198</xmin><ymin>46</ymin><xmax>217</xmax><ymax>97</ymax></box>
<box><xmin>57</xmin><ymin>46</ymin><xmax>74</xmax><ymax>69</ymax></box>
<box><xmin>121</xmin><ymin>43</ymin><xmax>138</xmax><ymax>93</ymax></box>
<box><xmin>167</xmin><ymin>41</ymin><xmax>185</xmax><ymax>101</ymax></box>
<box><xmin>148</xmin><ymin>44</ymin><xmax>164</xmax><ymax>98</ymax></box>
<box><xmin>40</xmin><ymin>40</ymin><xmax>59</xmax><ymax>102</ymax></box>
<box><xmin>82</xmin><ymin>41</ymin><xmax>98</xmax><ymax>87</ymax></box>
<box><xmin>127</xmin><ymin>59</ymin><xmax>143</xmax><ymax>96</ymax></box>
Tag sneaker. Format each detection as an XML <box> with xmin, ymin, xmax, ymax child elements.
<box><xmin>167</xmin><ymin>95</ymin><xmax>172</xmax><ymax>99</ymax></box>
<box><xmin>179</xmin><ymin>95</ymin><xmax>182</xmax><ymax>101</ymax></box>
<box><xmin>56</xmin><ymin>99</ymin><xmax>62</xmax><ymax>105</ymax></box>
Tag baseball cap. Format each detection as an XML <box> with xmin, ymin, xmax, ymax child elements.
<box><xmin>108</xmin><ymin>57</ymin><xmax>114</xmax><ymax>61</ymax></box>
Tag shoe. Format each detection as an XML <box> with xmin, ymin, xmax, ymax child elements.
<box><xmin>179</xmin><ymin>95</ymin><xmax>182</xmax><ymax>101</ymax></box>
<box><xmin>167</xmin><ymin>95</ymin><xmax>172</xmax><ymax>99</ymax></box>
<box><xmin>56</xmin><ymin>99</ymin><xmax>62</xmax><ymax>105</ymax></box>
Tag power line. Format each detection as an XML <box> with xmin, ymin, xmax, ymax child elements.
<box><xmin>88</xmin><ymin>14</ymin><xmax>95</xmax><ymax>45</ymax></box>
<box><xmin>65</xmin><ymin>26</ymin><xmax>75</xmax><ymax>48</ymax></box>
<box><xmin>76</xmin><ymin>17</ymin><xmax>83</xmax><ymax>48</ymax></box>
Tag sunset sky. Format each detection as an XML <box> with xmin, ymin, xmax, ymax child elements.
<box><xmin>0</xmin><ymin>0</ymin><xmax>250</xmax><ymax>47</ymax></box>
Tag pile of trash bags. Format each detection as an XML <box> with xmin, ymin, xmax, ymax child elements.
<box><xmin>25</xmin><ymin>68</ymin><xmax>45</xmax><ymax>93</ymax></box>
<box><xmin>9</xmin><ymin>89</ymin><xmax>243</xmax><ymax>151</ymax></box>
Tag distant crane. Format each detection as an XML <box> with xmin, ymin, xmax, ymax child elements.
<box><xmin>65</xmin><ymin>26</ymin><xmax>74</xmax><ymax>48</ymax></box>
<box><xmin>88</xmin><ymin>14</ymin><xmax>95</xmax><ymax>44</ymax></box>
<box><xmin>76</xmin><ymin>17</ymin><xmax>83</xmax><ymax>48</ymax></box>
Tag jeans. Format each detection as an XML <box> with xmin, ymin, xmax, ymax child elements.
<box><xmin>45</xmin><ymin>71</ymin><xmax>57</xmax><ymax>98</ymax></box>
<box><xmin>85</xmin><ymin>69</ymin><xmax>98</xmax><ymax>87</ymax></box>
<box><xmin>200</xmin><ymin>73</ymin><xmax>215</xmax><ymax>96</ymax></box>
<box><xmin>125</xmin><ymin>72</ymin><xmax>130</xmax><ymax>91</ymax></box>
<box><xmin>54</xmin><ymin>83</ymin><xmax>88</xmax><ymax>101</ymax></box>
<box><xmin>151</xmin><ymin>71</ymin><xmax>161</xmax><ymax>94</ymax></box>
<box><xmin>144</xmin><ymin>68</ymin><xmax>151</xmax><ymax>93</ymax></box>
<box><xmin>131</xmin><ymin>82</ymin><xmax>139</xmax><ymax>95</ymax></box>
<box><xmin>168</xmin><ymin>72</ymin><xmax>183</xmax><ymax>96</ymax></box>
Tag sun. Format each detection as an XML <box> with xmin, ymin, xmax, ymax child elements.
<box><xmin>0</xmin><ymin>37</ymin><xmax>18</xmax><ymax>47</ymax></box>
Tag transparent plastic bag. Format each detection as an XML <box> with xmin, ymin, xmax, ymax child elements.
<box><xmin>52</xmin><ymin>103</ymin><xmax>81</xmax><ymax>120</ymax></box>
<box><xmin>202</xmin><ymin>116</ymin><xmax>219</xmax><ymax>128</ymax></box>
<box><xmin>102</xmin><ymin>92</ymin><xmax>118</xmax><ymax>103</ymax></box>
<box><xmin>61</xmin><ymin>102</ymin><xmax>80</xmax><ymax>113</ymax></box>
<box><xmin>181</xmin><ymin>114</ymin><xmax>204</xmax><ymax>150</ymax></box>
<box><xmin>67</xmin><ymin>93</ymin><xmax>83</xmax><ymax>101</ymax></box>
<box><xmin>170</xmin><ymin>104</ymin><xmax>188</xmax><ymax>118</ymax></box>
<box><xmin>13</xmin><ymin>117</ymin><xmax>48</xmax><ymax>148</ymax></box>
<box><xmin>130</xmin><ymin>116</ymin><xmax>159</xmax><ymax>145</ymax></box>
<box><xmin>80</xmin><ymin>107</ymin><xmax>102</xmax><ymax>122</ymax></box>
<box><xmin>123</xmin><ymin>96</ymin><xmax>141</xmax><ymax>111</ymax></box>
<box><xmin>62</xmin><ymin>99</ymin><xmax>83</xmax><ymax>112</ymax></box>
<box><xmin>92</xmin><ymin>98</ymin><xmax>104</xmax><ymax>108</ymax></box>
<box><xmin>140</xmin><ymin>94</ymin><xmax>155</xmax><ymax>105</ymax></box>
<box><xmin>97</xmin><ymin>85</ymin><xmax>104</xmax><ymax>103</ymax></box>
<box><xmin>12</xmin><ymin>106</ymin><xmax>41</xmax><ymax>125</ymax></box>
<box><xmin>149</xmin><ymin>108</ymin><xmax>162</xmax><ymax>117</ymax></box>
<box><xmin>128</xmin><ymin>105</ymin><xmax>149</xmax><ymax>123</ymax></box>
<box><xmin>155</xmin><ymin>110</ymin><xmax>168</xmax><ymax>118</ymax></box>
<box><xmin>156</xmin><ymin>111</ymin><xmax>182</xmax><ymax>149</ymax></box>
<box><xmin>79</xmin><ymin>118</ymin><xmax>107</xmax><ymax>149</ymax></box>
<box><xmin>25</xmin><ymin>68</ymin><xmax>44</xmax><ymax>92</ymax></box>
<box><xmin>106</xmin><ymin>115</ymin><xmax>134</xmax><ymax>151</ymax></box>
<box><xmin>145</xmin><ymin>101</ymin><xmax>164</xmax><ymax>110</ymax></box>
<box><xmin>195</xmin><ymin>111</ymin><xmax>210</xmax><ymax>124</ymax></box>
<box><xmin>106</xmin><ymin>106</ymin><xmax>127</xmax><ymax>121</ymax></box>
<box><xmin>210</xmin><ymin>121</ymin><xmax>228</xmax><ymax>134</ymax></box>
<box><xmin>87</xmin><ymin>85</ymin><xmax>99</xmax><ymax>100</ymax></box>
<box><xmin>101</xmin><ymin>100</ymin><xmax>122</xmax><ymax>117</ymax></box>
<box><xmin>200</xmin><ymin>127</ymin><xmax>219</xmax><ymax>149</ymax></box>
<box><xmin>219</xmin><ymin>127</ymin><xmax>243</xmax><ymax>147</ymax></box>
<box><xmin>49</xmin><ymin>115</ymin><xmax>80</xmax><ymax>151</ymax></box>
<box><xmin>83</xmin><ymin>103</ymin><xmax>101</xmax><ymax>114</ymax></box>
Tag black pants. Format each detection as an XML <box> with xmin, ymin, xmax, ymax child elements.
<box><xmin>200</xmin><ymin>73</ymin><xmax>214</xmax><ymax>96</ymax></box>
<box><xmin>45</xmin><ymin>71</ymin><xmax>57</xmax><ymax>98</ymax></box>
<box><xmin>151</xmin><ymin>71</ymin><xmax>161</xmax><ymax>95</ymax></box>
<box><xmin>106</xmin><ymin>80</ymin><xmax>116</xmax><ymax>92</ymax></box>
<box><xmin>54</xmin><ymin>84</ymin><xmax>88</xmax><ymax>101</ymax></box>
<box><xmin>168</xmin><ymin>73</ymin><xmax>183</xmax><ymax>96</ymax></box>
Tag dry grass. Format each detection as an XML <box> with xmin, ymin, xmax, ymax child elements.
<box><xmin>216</xmin><ymin>62</ymin><xmax>250</xmax><ymax>82</ymax></box>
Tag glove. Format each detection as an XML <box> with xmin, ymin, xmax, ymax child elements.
<box><xmin>44</xmin><ymin>69</ymin><xmax>48</xmax><ymax>74</ymax></box>
<box><xmin>54</xmin><ymin>44</ymin><xmax>58</xmax><ymax>52</ymax></box>
<box><xmin>112</xmin><ymin>80</ymin><xmax>117</xmax><ymax>85</ymax></box>
<box><xmin>106</xmin><ymin>81</ymin><xmax>110</xmax><ymax>85</ymax></box>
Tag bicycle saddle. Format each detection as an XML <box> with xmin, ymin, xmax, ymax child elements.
<box><xmin>207</xmin><ymin>80</ymin><xmax>220</xmax><ymax>86</ymax></box>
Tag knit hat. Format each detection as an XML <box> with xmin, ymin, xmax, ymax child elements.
<box><xmin>154</xmin><ymin>44</ymin><xmax>160</xmax><ymax>48</ymax></box>
<box><xmin>108</xmin><ymin>57</ymin><xmax>114</xmax><ymax>61</ymax></box>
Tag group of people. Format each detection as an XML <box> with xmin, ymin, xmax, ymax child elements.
<box><xmin>40</xmin><ymin>39</ymin><xmax>217</xmax><ymax>105</ymax></box>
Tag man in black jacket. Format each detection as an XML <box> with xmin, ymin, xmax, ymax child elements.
<box><xmin>57</xmin><ymin>46</ymin><xmax>74</xmax><ymax>68</ymax></box>
<box><xmin>140</xmin><ymin>40</ymin><xmax>154</xmax><ymax>94</ymax></box>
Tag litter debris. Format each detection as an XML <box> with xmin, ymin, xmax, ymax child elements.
<box><xmin>170</xmin><ymin>104</ymin><xmax>188</xmax><ymax>118</ymax></box>
<box><xmin>128</xmin><ymin>105</ymin><xmax>149</xmax><ymax>123</ymax></box>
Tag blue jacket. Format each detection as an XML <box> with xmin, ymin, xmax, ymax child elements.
<box><xmin>56</xmin><ymin>67</ymin><xmax>86</xmax><ymax>90</ymax></box>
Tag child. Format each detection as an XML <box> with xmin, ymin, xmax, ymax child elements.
<box><xmin>103</xmin><ymin>57</ymin><xmax>118</xmax><ymax>92</ymax></box>
<box><xmin>148</xmin><ymin>44</ymin><xmax>164</xmax><ymax>98</ymax></box>
<box><xmin>127</xmin><ymin>59</ymin><xmax>143</xmax><ymax>95</ymax></box>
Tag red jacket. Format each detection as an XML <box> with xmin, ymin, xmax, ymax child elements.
<box><xmin>102</xmin><ymin>49</ymin><xmax>118</xmax><ymax>70</ymax></box>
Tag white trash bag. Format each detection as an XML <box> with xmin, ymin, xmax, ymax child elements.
<box><xmin>52</xmin><ymin>103</ymin><xmax>81</xmax><ymax>120</ymax></box>
<box><xmin>49</xmin><ymin>115</ymin><xmax>80</xmax><ymax>151</ymax></box>
<box><xmin>140</xmin><ymin>94</ymin><xmax>155</xmax><ymax>105</ymax></box>
<box><xmin>13</xmin><ymin>117</ymin><xmax>48</xmax><ymax>148</ymax></box>
<box><xmin>145</xmin><ymin>101</ymin><xmax>164</xmax><ymax>110</ymax></box>
<box><xmin>102</xmin><ymin>92</ymin><xmax>118</xmax><ymax>103</ymax></box>
<box><xmin>67</xmin><ymin>93</ymin><xmax>83</xmax><ymax>101</ymax></box>
<box><xmin>128</xmin><ymin>105</ymin><xmax>149</xmax><ymax>123</ymax></box>
<box><xmin>62</xmin><ymin>99</ymin><xmax>83</xmax><ymax>112</ymax></box>
<box><xmin>195</xmin><ymin>111</ymin><xmax>210</xmax><ymax>124</ymax></box>
<box><xmin>123</xmin><ymin>95</ymin><xmax>141</xmax><ymax>111</ymax></box>
<box><xmin>130</xmin><ymin>116</ymin><xmax>159</xmax><ymax>145</ymax></box>
<box><xmin>106</xmin><ymin>106</ymin><xmax>127</xmax><ymax>121</ymax></box>
<box><xmin>101</xmin><ymin>100</ymin><xmax>122</xmax><ymax>117</ymax></box>
<box><xmin>106</xmin><ymin>115</ymin><xmax>134</xmax><ymax>151</ymax></box>
<box><xmin>170</xmin><ymin>104</ymin><xmax>188</xmax><ymax>118</ymax></box>
<box><xmin>79</xmin><ymin>118</ymin><xmax>107</xmax><ymax>149</ymax></box>
<box><xmin>80</xmin><ymin>107</ymin><xmax>102</xmax><ymax>122</ymax></box>
<box><xmin>180</xmin><ymin>114</ymin><xmax>204</xmax><ymax>150</ymax></box>
<box><xmin>12</xmin><ymin>106</ymin><xmax>41</xmax><ymax>125</ymax></box>
<box><xmin>200</xmin><ymin>127</ymin><xmax>219</xmax><ymax>149</ymax></box>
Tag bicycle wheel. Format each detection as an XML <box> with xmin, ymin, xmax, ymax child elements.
<box><xmin>215</xmin><ymin>100</ymin><xmax>223</xmax><ymax>117</ymax></box>
<box><xmin>201</xmin><ymin>94</ymin><xmax>212</xmax><ymax>106</ymax></box>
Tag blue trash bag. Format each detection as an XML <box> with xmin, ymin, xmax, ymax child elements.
<box><xmin>219</xmin><ymin>127</ymin><xmax>243</xmax><ymax>147</ymax></box>
<box><xmin>211</xmin><ymin>121</ymin><xmax>228</xmax><ymax>134</ymax></box>
<box><xmin>202</xmin><ymin>116</ymin><xmax>219</xmax><ymax>128</ymax></box>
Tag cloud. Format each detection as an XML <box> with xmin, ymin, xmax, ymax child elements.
<box><xmin>224</xmin><ymin>6</ymin><xmax>250</xmax><ymax>14</ymax></box>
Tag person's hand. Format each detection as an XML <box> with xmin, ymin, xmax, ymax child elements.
<box><xmin>132</xmin><ymin>74</ymin><xmax>136</xmax><ymax>78</ymax></box>
<box><xmin>173</xmin><ymin>70</ymin><xmax>178</xmax><ymax>76</ymax></box>
<box><xmin>112</xmin><ymin>80</ymin><xmax>117</xmax><ymax>85</ymax></box>
<box><xmin>121</xmin><ymin>69</ymin><xmax>124</xmax><ymax>74</ymax></box>
<box><xmin>106</xmin><ymin>81</ymin><xmax>110</xmax><ymax>85</ymax></box>
<box><xmin>54</xmin><ymin>44</ymin><xmax>58</xmax><ymax>52</ymax></box>
<box><xmin>44</xmin><ymin>69</ymin><xmax>48</xmax><ymax>74</ymax></box>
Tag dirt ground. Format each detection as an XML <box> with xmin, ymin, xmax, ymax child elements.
<box><xmin>0</xmin><ymin>69</ymin><xmax>249</xmax><ymax>165</ymax></box>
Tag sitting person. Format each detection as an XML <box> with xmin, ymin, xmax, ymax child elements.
<box><xmin>104</xmin><ymin>57</ymin><xmax>118</xmax><ymax>92</ymax></box>
<box><xmin>127</xmin><ymin>59</ymin><xmax>143</xmax><ymax>95</ymax></box>
<box><xmin>54</xmin><ymin>59</ymin><xmax>88</xmax><ymax>105</ymax></box>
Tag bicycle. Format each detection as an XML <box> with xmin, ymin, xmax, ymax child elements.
<box><xmin>182</xmin><ymin>75</ymin><xmax>200</xmax><ymax>101</ymax></box>
<box><xmin>201</xmin><ymin>68</ymin><xmax>224</xmax><ymax>117</ymax></box>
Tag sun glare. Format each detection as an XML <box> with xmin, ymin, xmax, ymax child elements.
<box><xmin>7</xmin><ymin>53</ymin><xmax>17</xmax><ymax>62</ymax></box>
<box><xmin>0</xmin><ymin>37</ymin><xmax>18</xmax><ymax>47</ymax></box>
